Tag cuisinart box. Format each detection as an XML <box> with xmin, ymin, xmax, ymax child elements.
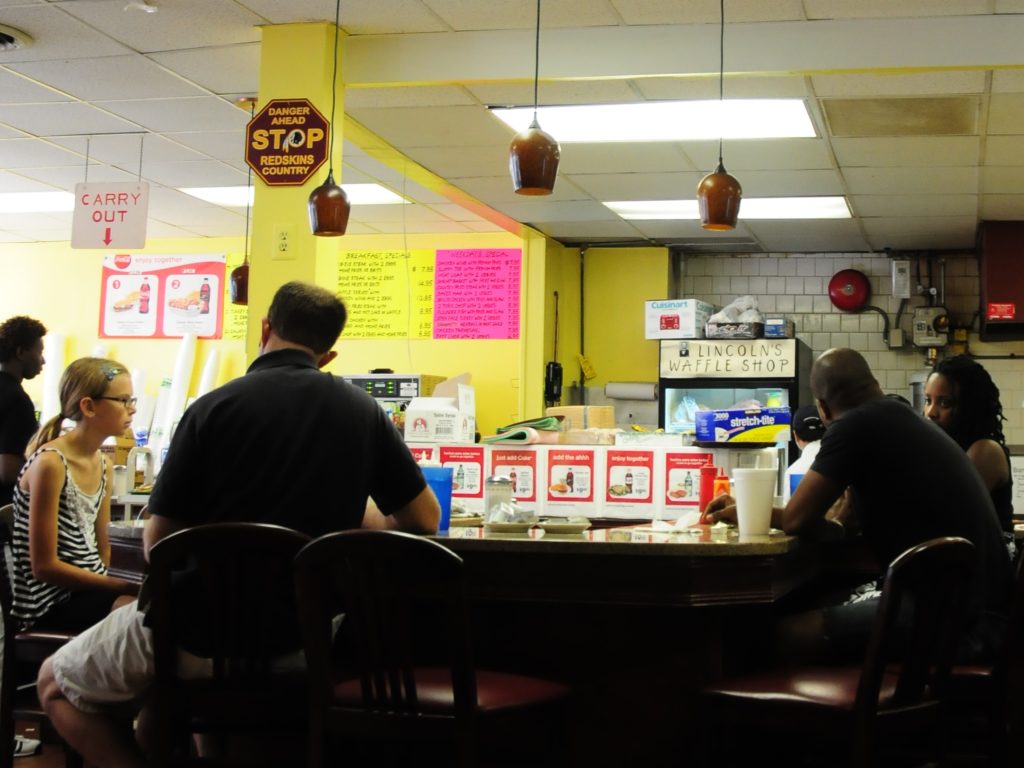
<box><xmin>694</xmin><ymin>407</ymin><xmax>791</xmax><ymax>443</ymax></box>
<box><xmin>644</xmin><ymin>299</ymin><xmax>714</xmax><ymax>340</ymax></box>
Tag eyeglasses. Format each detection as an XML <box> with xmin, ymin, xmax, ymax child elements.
<box><xmin>96</xmin><ymin>395</ymin><xmax>138</xmax><ymax>408</ymax></box>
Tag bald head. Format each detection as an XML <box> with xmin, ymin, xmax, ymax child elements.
<box><xmin>810</xmin><ymin>348</ymin><xmax>883</xmax><ymax>418</ymax></box>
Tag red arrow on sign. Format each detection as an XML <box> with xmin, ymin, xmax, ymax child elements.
<box><xmin>103</xmin><ymin>228</ymin><xmax>112</xmax><ymax>245</ymax></box>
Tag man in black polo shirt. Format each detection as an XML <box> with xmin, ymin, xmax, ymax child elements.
<box><xmin>708</xmin><ymin>347</ymin><xmax>1012</xmax><ymax>664</ymax></box>
<box><xmin>38</xmin><ymin>282</ymin><xmax>439</xmax><ymax>768</ymax></box>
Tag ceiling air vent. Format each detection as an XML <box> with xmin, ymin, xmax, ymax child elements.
<box><xmin>0</xmin><ymin>24</ymin><xmax>32</xmax><ymax>52</ymax></box>
<box><xmin>668</xmin><ymin>237</ymin><xmax>763</xmax><ymax>254</ymax></box>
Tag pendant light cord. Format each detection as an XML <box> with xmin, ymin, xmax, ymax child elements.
<box><xmin>243</xmin><ymin>101</ymin><xmax>255</xmax><ymax>264</ymax></box>
<box><xmin>717</xmin><ymin>0</ymin><xmax>725</xmax><ymax>167</ymax></box>
<box><xmin>532</xmin><ymin>0</ymin><xmax>541</xmax><ymax>120</ymax></box>
<box><xmin>327</xmin><ymin>0</ymin><xmax>341</xmax><ymax>173</ymax></box>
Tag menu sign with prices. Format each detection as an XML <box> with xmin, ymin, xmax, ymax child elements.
<box><xmin>337</xmin><ymin>250</ymin><xmax>434</xmax><ymax>339</ymax></box>
<box><xmin>335</xmin><ymin>248</ymin><xmax>522</xmax><ymax>340</ymax></box>
<box><xmin>433</xmin><ymin>249</ymin><xmax>521</xmax><ymax>340</ymax></box>
<box><xmin>99</xmin><ymin>254</ymin><xmax>225</xmax><ymax>339</ymax></box>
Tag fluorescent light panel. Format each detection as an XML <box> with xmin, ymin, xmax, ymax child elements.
<box><xmin>179</xmin><ymin>184</ymin><xmax>407</xmax><ymax>206</ymax></box>
<box><xmin>491</xmin><ymin>100</ymin><xmax>815</xmax><ymax>142</ymax></box>
<box><xmin>0</xmin><ymin>192</ymin><xmax>74</xmax><ymax>213</ymax></box>
<box><xmin>605</xmin><ymin>196</ymin><xmax>851</xmax><ymax>220</ymax></box>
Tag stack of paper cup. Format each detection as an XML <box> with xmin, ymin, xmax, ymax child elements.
<box><xmin>732</xmin><ymin>468</ymin><xmax>777</xmax><ymax>537</ymax></box>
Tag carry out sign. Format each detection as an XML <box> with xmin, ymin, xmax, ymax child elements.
<box><xmin>71</xmin><ymin>182</ymin><xmax>149</xmax><ymax>249</ymax></box>
<box><xmin>245</xmin><ymin>98</ymin><xmax>329</xmax><ymax>186</ymax></box>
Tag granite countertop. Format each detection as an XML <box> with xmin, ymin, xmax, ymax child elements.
<box><xmin>435</xmin><ymin>523</ymin><xmax>798</xmax><ymax>556</ymax></box>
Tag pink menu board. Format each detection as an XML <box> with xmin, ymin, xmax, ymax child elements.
<box><xmin>433</xmin><ymin>249</ymin><xmax>521</xmax><ymax>340</ymax></box>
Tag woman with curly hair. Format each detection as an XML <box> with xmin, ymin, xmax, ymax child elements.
<box><xmin>924</xmin><ymin>354</ymin><xmax>1013</xmax><ymax>538</ymax></box>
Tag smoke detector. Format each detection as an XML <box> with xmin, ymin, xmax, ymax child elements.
<box><xmin>0</xmin><ymin>24</ymin><xmax>33</xmax><ymax>52</ymax></box>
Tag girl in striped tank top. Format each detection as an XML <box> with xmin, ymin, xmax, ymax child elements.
<box><xmin>12</xmin><ymin>358</ymin><xmax>138</xmax><ymax>632</ymax></box>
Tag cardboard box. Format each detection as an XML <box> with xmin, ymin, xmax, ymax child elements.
<box><xmin>644</xmin><ymin>299</ymin><xmax>714</xmax><ymax>340</ymax></box>
<box><xmin>764</xmin><ymin>318</ymin><xmax>795</xmax><ymax>338</ymax></box>
<box><xmin>439</xmin><ymin>444</ymin><xmax>486</xmax><ymax>515</ymax></box>
<box><xmin>603</xmin><ymin>448</ymin><xmax>662</xmax><ymax>520</ymax></box>
<box><xmin>545</xmin><ymin>405</ymin><xmax>615</xmax><ymax>430</ymax></box>
<box><xmin>704</xmin><ymin>321</ymin><xmax>764</xmax><ymax>339</ymax></box>
<box><xmin>405</xmin><ymin>377</ymin><xmax>476</xmax><ymax>444</ymax></box>
<box><xmin>488</xmin><ymin>446</ymin><xmax>544</xmax><ymax>517</ymax></box>
<box><xmin>694</xmin><ymin>407</ymin><xmax>791</xmax><ymax>443</ymax></box>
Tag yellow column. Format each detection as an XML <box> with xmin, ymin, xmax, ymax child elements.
<box><xmin>246</xmin><ymin>22</ymin><xmax>345</xmax><ymax>359</ymax></box>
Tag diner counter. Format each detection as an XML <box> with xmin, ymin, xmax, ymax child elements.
<box><xmin>105</xmin><ymin>518</ymin><xmax>837</xmax><ymax>767</ymax></box>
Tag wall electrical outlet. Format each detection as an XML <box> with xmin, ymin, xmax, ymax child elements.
<box><xmin>271</xmin><ymin>224</ymin><xmax>294</xmax><ymax>260</ymax></box>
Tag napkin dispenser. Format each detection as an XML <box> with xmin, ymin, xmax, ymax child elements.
<box><xmin>126</xmin><ymin>446</ymin><xmax>154</xmax><ymax>489</ymax></box>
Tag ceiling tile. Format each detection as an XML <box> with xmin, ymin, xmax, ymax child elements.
<box><xmin>425</xmin><ymin>0</ymin><xmax>621</xmax><ymax>30</ymax></box>
<box><xmin>850</xmin><ymin>194</ymin><xmax>978</xmax><ymax>218</ymax></box>
<box><xmin>0</xmin><ymin>69</ymin><xmax>71</xmax><ymax>104</ymax></box>
<box><xmin>987</xmin><ymin>93</ymin><xmax>1024</xmax><ymax>134</ymax></box>
<box><xmin>0</xmin><ymin>103</ymin><xmax>141</xmax><ymax>137</ymax></box>
<box><xmin>0</xmin><ymin>138</ymin><xmax>83</xmax><ymax>168</ymax></box>
<box><xmin>812</xmin><ymin>71</ymin><xmax>986</xmax><ymax>98</ymax></box>
<box><xmin>9</xmin><ymin>55</ymin><xmax>207</xmax><ymax>101</ymax></box>
<box><xmin>93</xmin><ymin>97</ymin><xmax>246</xmax><ymax>133</ymax></box>
<box><xmin>345</xmin><ymin>85</ymin><xmax>478</xmax><ymax>109</ymax></box>
<box><xmin>347</xmin><ymin>105</ymin><xmax>514</xmax><ymax>148</ymax></box>
<box><xmin>149</xmin><ymin>44</ymin><xmax>261</xmax><ymax>96</ymax></box>
<box><xmin>832</xmin><ymin>136</ymin><xmax>980</xmax><ymax>167</ymax></box>
<box><xmin>842</xmin><ymin>166</ymin><xmax>979</xmax><ymax>195</ymax></box>
<box><xmin>56</xmin><ymin>0</ymin><xmax>263</xmax><ymax>52</ymax></box>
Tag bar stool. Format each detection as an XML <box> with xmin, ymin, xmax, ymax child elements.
<box><xmin>294</xmin><ymin>529</ymin><xmax>571</xmax><ymax>768</ymax></box>
<box><xmin>699</xmin><ymin>537</ymin><xmax>976</xmax><ymax>768</ymax></box>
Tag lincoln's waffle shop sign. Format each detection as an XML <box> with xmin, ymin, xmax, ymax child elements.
<box><xmin>245</xmin><ymin>98</ymin><xmax>329</xmax><ymax>186</ymax></box>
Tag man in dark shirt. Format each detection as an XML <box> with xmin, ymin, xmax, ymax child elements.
<box><xmin>709</xmin><ymin>347</ymin><xmax>1013</xmax><ymax>663</ymax></box>
<box><xmin>37</xmin><ymin>282</ymin><xmax>439</xmax><ymax>768</ymax></box>
<box><xmin>0</xmin><ymin>316</ymin><xmax>46</xmax><ymax>508</ymax></box>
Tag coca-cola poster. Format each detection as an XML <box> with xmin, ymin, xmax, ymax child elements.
<box><xmin>100</xmin><ymin>254</ymin><xmax>226</xmax><ymax>339</ymax></box>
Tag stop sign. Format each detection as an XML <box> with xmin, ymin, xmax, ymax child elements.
<box><xmin>245</xmin><ymin>98</ymin><xmax>330</xmax><ymax>187</ymax></box>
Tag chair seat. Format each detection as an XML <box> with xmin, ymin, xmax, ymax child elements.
<box><xmin>705</xmin><ymin>667</ymin><xmax>900</xmax><ymax>711</ymax></box>
<box><xmin>333</xmin><ymin>667</ymin><xmax>570</xmax><ymax>715</ymax></box>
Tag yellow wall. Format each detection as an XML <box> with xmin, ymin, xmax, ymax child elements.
<box><xmin>0</xmin><ymin>239</ymin><xmax>249</xmax><ymax>406</ymax></box>
<box><xmin>581</xmin><ymin>246</ymin><xmax>669</xmax><ymax>386</ymax></box>
<box><xmin>1</xmin><ymin>233</ymin><xmax>663</xmax><ymax>437</ymax></box>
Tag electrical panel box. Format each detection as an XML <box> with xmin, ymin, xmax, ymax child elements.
<box><xmin>912</xmin><ymin>308</ymin><xmax>948</xmax><ymax>348</ymax></box>
<box><xmin>891</xmin><ymin>259</ymin><xmax>912</xmax><ymax>299</ymax></box>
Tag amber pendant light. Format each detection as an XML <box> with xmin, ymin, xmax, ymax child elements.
<box><xmin>308</xmin><ymin>0</ymin><xmax>350</xmax><ymax>236</ymax></box>
<box><xmin>696</xmin><ymin>0</ymin><xmax>742</xmax><ymax>230</ymax></box>
<box><xmin>509</xmin><ymin>0</ymin><xmax>560</xmax><ymax>195</ymax></box>
<box><xmin>230</xmin><ymin>97</ymin><xmax>258</xmax><ymax>305</ymax></box>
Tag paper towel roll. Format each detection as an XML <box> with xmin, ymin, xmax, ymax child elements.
<box><xmin>40</xmin><ymin>334</ymin><xmax>66</xmax><ymax>423</ymax></box>
<box><xmin>197</xmin><ymin>349</ymin><xmax>219</xmax><ymax>397</ymax></box>
<box><xmin>131</xmin><ymin>368</ymin><xmax>146</xmax><ymax>398</ymax></box>
<box><xmin>604</xmin><ymin>382</ymin><xmax>658</xmax><ymax>401</ymax></box>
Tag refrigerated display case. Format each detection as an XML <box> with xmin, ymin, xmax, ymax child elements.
<box><xmin>659</xmin><ymin>338</ymin><xmax>813</xmax><ymax>470</ymax></box>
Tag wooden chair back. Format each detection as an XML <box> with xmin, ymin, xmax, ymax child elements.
<box><xmin>146</xmin><ymin>522</ymin><xmax>312</xmax><ymax>766</ymax></box>
<box><xmin>858</xmin><ymin>536</ymin><xmax>976</xmax><ymax>728</ymax></box>
<box><xmin>295</xmin><ymin>529</ymin><xmax>476</xmax><ymax>720</ymax></box>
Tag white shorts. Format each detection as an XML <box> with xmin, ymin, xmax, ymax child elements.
<box><xmin>51</xmin><ymin>602</ymin><xmax>307</xmax><ymax>714</ymax></box>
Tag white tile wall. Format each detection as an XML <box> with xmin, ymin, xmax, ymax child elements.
<box><xmin>681</xmin><ymin>252</ymin><xmax>1024</xmax><ymax>446</ymax></box>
